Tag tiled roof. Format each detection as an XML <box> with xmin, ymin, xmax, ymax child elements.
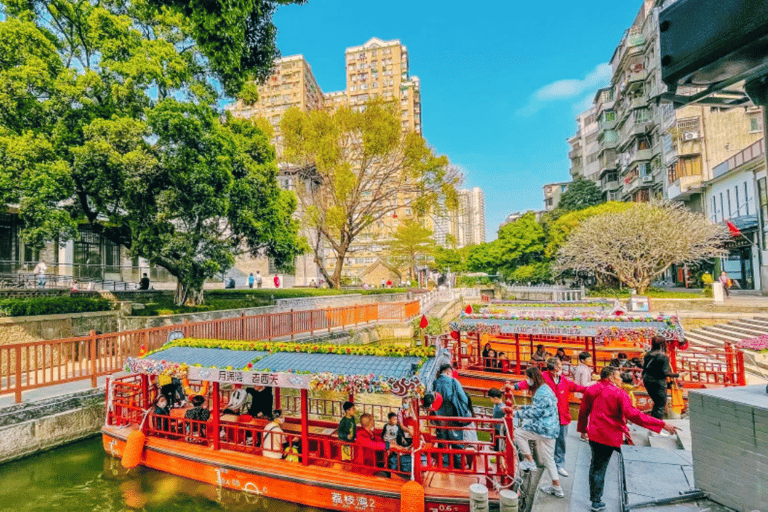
<box><xmin>149</xmin><ymin>347</ymin><xmax>268</xmax><ymax>369</ymax></box>
<box><xmin>252</xmin><ymin>352</ymin><xmax>427</xmax><ymax>379</ymax></box>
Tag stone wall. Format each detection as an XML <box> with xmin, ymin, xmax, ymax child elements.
<box><xmin>689</xmin><ymin>385</ymin><xmax>768</xmax><ymax>512</ymax></box>
<box><xmin>0</xmin><ymin>310</ymin><xmax>120</xmax><ymax>345</ymax></box>
<box><xmin>0</xmin><ymin>388</ymin><xmax>105</xmax><ymax>464</ymax></box>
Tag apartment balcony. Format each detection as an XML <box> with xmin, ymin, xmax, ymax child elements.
<box><xmin>598</xmin><ymin>118</ymin><xmax>617</xmax><ymax>131</ymax></box>
<box><xmin>568</xmin><ymin>148</ymin><xmax>582</xmax><ymax>159</ymax></box>
<box><xmin>667</xmin><ymin>174</ymin><xmax>703</xmax><ymax>201</ymax></box>
<box><xmin>625</xmin><ymin>68</ymin><xmax>648</xmax><ymax>89</ymax></box>
<box><xmin>601</xmin><ymin>178</ymin><xmax>621</xmax><ymax>192</ymax></box>
<box><xmin>570</xmin><ymin>164</ymin><xmax>584</xmax><ymax>176</ymax></box>
<box><xmin>627</xmin><ymin>148</ymin><xmax>653</xmax><ymax>166</ymax></box>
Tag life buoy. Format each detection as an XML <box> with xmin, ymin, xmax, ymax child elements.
<box><xmin>182</xmin><ymin>378</ymin><xmax>209</xmax><ymax>398</ymax></box>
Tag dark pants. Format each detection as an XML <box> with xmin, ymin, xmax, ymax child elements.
<box><xmin>555</xmin><ymin>424</ymin><xmax>568</xmax><ymax>469</ymax></box>
<box><xmin>435</xmin><ymin>424</ymin><xmax>463</xmax><ymax>469</ymax></box>
<box><xmin>643</xmin><ymin>378</ymin><xmax>667</xmax><ymax>419</ymax></box>
<box><xmin>589</xmin><ymin>441</ymin><xmax>619</xmax><ymax>504</ymax></box>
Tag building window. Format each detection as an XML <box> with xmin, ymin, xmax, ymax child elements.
<box><xmin>759</xmin><ymin>177</ymin><xmax>768</xmax><ymax>248</ymax></box>
<box><xmin>750</xmin><ymin>116</ymin><xmax>763</xmax><ymax>133</ymax></box>
<box><xmin>726</xmin><ymin>189</ymin><xmax>732</xmax><ymax>217</ymax></box>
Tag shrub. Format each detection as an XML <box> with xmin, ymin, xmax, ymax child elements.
<box><xmin>0</xmin><ymin>297</ymin><xmax>113</xmax><ymax>317</ymax></box>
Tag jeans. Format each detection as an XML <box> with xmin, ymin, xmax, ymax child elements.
<box><xmin>643</xmin><ymin>378</ymin><xmax>667</xmax><ymax>419</ymax></box>
<box><xmin>435</xmin><ymin>423</ymin><xmax>464</xmax><ymax>468</ymax></box>
<box><xmin>589</xmin><ymin>441</ymin><xmax>618</xmax><ymax>504</ymax></box>
<box><xmin>554</xmin><ymin>424</ymin><xmax>568</xmax><ymax>469</ymax></box>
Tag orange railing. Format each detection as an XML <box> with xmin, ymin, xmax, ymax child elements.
<box><xmin>1</xmin><ymin>300</ymin><xmax>420</xmax><ymax>403</ymax></box>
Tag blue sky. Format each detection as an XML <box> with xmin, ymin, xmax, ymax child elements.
<box><xmin>273</xmin><ymin>1</ymin><xmax>642</xmax><ymax>241</ymax></box>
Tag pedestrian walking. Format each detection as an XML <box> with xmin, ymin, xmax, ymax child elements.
<box><xmin>642</xmin><ymin>336</ymin><xmax>680</xmax><ymax>419</ymax></box>
<box><xmin>273</xmin><ymin>274</ymin><xmax>280</xmax><ymax>289</ymax></box>
<box><xmin>33</xmin><ymin>259</ymin><xmax>47</xmax><ymax>288</ymax></box>
<box><xmin>255</xmin><ymin>270</ymin><xmax>262</xmax><ymax>288</ymax></box>
<box><xmin>514</xmin><ymin>367</ymin><xmax>564</xmax><ymax>498</ymax></box>
<box><xmin>577</xmin><ymin>366</ymin><xmax>678</xmax><ymax>511</ymax></box>
<box><xmin>248</xmin><ymin>273</ymin><xmax>255</xmax><ymax>289</ymax></box>
<box><xmin>719</xmin><ymin>271</ymin><xmax>731</xmax><ymax>297</ymax></box>
<box><xmin>431</xmin><ymin>363</ymin><xmax>472</xmax><ymax>468</ymax></box>
<box><xmin>514</xmin><ymin>357</ymin><xmax>585</xmax><ymax>477</ymax></box>
<box><xmin>139</xmin><ymin>273</ymin><xmax>150</xmax><ymax>290</ymax></box>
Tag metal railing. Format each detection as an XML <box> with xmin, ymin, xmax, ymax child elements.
<box><xmin>0</xmin><ymin>300</ymin><xmax>421</xmax><ymax>403</ymax></box>
<box><xmin>501</xmin><ymin>284</ymin><xmax>585</xmax><ymax>302</ymax></box>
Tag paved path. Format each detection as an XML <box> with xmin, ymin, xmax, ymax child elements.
<box><xmin>0</xmin><ymin>376</ymin><xmax>107</xmax><ymax>409</ymax></box>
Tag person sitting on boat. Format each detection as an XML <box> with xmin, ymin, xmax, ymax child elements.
<box><xmin>397</xmin><ymin>398</ymin><xmax>415</xmax><ymax>442</ymax></box>
<box><xmin>432</xmin><ymin>363</ymin><xmax>472</xmax><ymax>469</ymax></box>
<box><xmin>153</xmin><ymin>395</ymin><xmax>171</xmax><ymax>433</ymax></box>
<box><xmin>497</xmin><ymin>351</ymin><xmax>510</xmax><ymax>373</ymax></box>
<box><xmin>246</xmin><ymin>385</ymin><xmax>273</xmax><ymax>418</ymax></box>
<box><xmin>513</xmin><ymin>366</ymin><xmax>564</xmax><ymax>498</ymax></box>
<box><xmin>620</xmin><ymin>372</ymin><xmax>638</xmax><ymax>408</ymax></box>
<box><xmin>530</xmin><ymin>344</ymin><xmax>550</xmax><ymax>364</ymax></box>
<box><xmin>488</xmin><ymin>387</ymin><xmax>505</xmax><ymax>451</ymax></box>
<box><xmin>184</xmin><ymin>395</ymin><xmax>210</xmax><ymax>439</ymax></box>
<box><xmin>617</xmin><ymin>352</ymin><xmax>630</xmax><ymax>368</ymax></box>
<box><xmin>262</xmin><ymin>409</ymin><xmax>287</xmax><ymax>459</ymax></box>
<box><xmin>555</xmin><ymin>347</ymin><xmax>571</xmax><ymax>363</ymax></box>
<box><xmin>573</xmin><ymin>351</ymin><xmax>595</xmax><ymax>400</ymax></box>
<box><xmin>481</xmin><ymin>343</ymin><xmax>492</xmax><ymax>365</ymax></box>
<box><xmin>485</xmin><ymin>349</ymin><xmax>499</xmax><ymax>371</ymax></box>
<box><xmin>381</xmin><ymin>412</ymin><xmax>399</xmax><ymax>444</ymax></box>
<box><xmin>338</xmin><ymin>401</ymin><xmax>356</xmax><ymax>461</ymax></box>
<box><xmin>222</xmin><ymin>384</ymin><xmax>248</xmax><ymax>416</ymax></box>
<box><xmin>356</xmin><ymin>413</ymin><xmax>400</xmax><ymax>475</ymax></box>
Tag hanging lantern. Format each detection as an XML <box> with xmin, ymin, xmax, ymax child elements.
<box><xmin>419</xmin><ymin>315</ymin><xmax>429</xmax><ymax>329</ymax></box>
<box><xmin>465</xmin><ymin>305</ymin><xmax>473</xmax><ymax>314</ymax></box>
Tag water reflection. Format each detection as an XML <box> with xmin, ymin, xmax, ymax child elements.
<box><xmin>0</xmin><ymin>437</ymin><xmax>326</xmax><ymax>512</ymax></box>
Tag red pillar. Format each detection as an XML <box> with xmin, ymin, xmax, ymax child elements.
<box><xmin>301</xmin><ymin>388</ymin><xmax>310</xmax><ymax>466</ymax></box>
<box><xmin>590</xmin><ymin>337</ymin><xmax>598</xmax><ymax>372</ymax></box>
<box><xmin>274</xmin><ymin>387</ymin><xmax>281</xmax><ymax>411</ymax></box>
<box><xmin>669</xmin><ymin>342</ymin><xmax>678</xmax><ymax>373</ymax></box>
<box><xmin>140</xmin><ymin>374</ymin><xmax>150</xmax><ymax>409</ymax></box>
<box><xmin>211</xmin><ymin>382</ymin><xmax>220</xmax><ymax>450</ymax></box>
<box><xmin>515</xmin><ymin>333</ymin><xmax>521</xmax><ymax>375</ymax></box>
<box><xmin>413</xmin><ymin>400</ymin><xmax>423</xmax><ymax>484</ymax></box>
<box><xmin>503</xmin><ymin>385</ymin><xmax>515</xmax><ymax>483</ymax></box>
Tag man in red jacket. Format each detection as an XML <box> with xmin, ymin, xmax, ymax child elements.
<box><xmin>577</xmin><ymin>366</ymin><xmax>678</xmax><ymax>512</ymax></box>
<box><xmin>514</xmin><ymin>357</ymin><xmax>585</xmax><ymax>477</ymax></box>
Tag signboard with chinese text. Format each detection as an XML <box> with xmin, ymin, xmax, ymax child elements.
<box><xmin>187</xmin><ymin>366</ymin><xmax>311</xmax><ymax>389</ymax></box>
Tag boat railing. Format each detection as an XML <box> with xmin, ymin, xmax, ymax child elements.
<box><xmin>280</xmin><ymin>395</ymin><xmax>400</xmax><ymax>424</ymax></box>
<box><xmin>676</xmin><ymin>343</ymin><xmax>746</xmax><ymax>386</ymax></box>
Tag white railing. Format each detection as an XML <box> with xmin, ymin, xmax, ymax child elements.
<box><xmin>502</xmin><ymin>284</ymin><xmax>586</xmax><ymax>302</ymax></box>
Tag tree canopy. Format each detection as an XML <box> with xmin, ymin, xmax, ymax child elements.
<box><xmin>545</xmin><ymin>201</ymin><xmax>631</xmax><ymax>258</ymax></box>
<box><xmin>553</xmin><ymin>176</ymin><xmax>603</xmax><ymax>216</ymax></box>
<box><xmin>385</xmin><ymin>219</ymin><xmax>435</xmax><ymax>281</ymax></box>
<box><xmin>280</xmin><ymin>99</ymin><xmax>460</xmax><ymax>288</ymax></box>
<box><xmin>0</xmin><ymin>0</ymin><xmax>303</xmax><ymax>304</ymax></box>
<box><xmin>554</xmin><ymin>201</ymin><xmax>728</xmax><ymax>293</ymax></box>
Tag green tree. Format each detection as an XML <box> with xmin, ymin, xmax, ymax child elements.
<box><xmin>280</xmin><ymin>99</ymin><xmax>460</xmax><ymax>288</ymax></box>
<box><xmin>385</xmin><ymin>219</ymin><xmax>436</xmax><ymax>281</ymax></box>
<box><xmin>554</xmin><ymin>176</ymin><xmax>603</xmax><ymax>215</ymax></box>
<box><xmin>433</xmin><ymin>245</ymin><xmax>469</xmax><ymax>274</ymax></box>
<box><xmin>0</xmin><ymin>0</ymin><xmax>302</xmax><ymax>304</ymax></box>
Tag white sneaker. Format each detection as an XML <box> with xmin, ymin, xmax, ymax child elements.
<box><xmin>557</xmin><ymin>467</ymin><xmax>569</xmax><ymax>477</ymax></box>
<box><xmin>540</xmin><ymin>485</ymin><xmax>565</xmax><ymax>498</ymax></box>
<box><xmin>519</xmin><ymin>460</ymin><xmax>537</xmax><ymax>472</ymax></box>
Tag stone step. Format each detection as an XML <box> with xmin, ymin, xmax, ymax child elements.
<box><xmin>739</xmin><ymin>318</ymin><xmax>768</xmax><ymax>329</ymax></box>
<box><xmin>724</xmin><ymin>322</ymin><xmax>766</xmax><ymax>338</ymax></box>
<box><xmin>699</xmin><ymin>326</ymin><xmax>747</xmax><ymax>343</ymax></box>
<box><xmin>684</xmin><ymin>332</ymin><xmax>723</xmax><ymax>349</ymax></box>
<box><xmin>568</xmin><ymin>442</ymin><xmax>621</xmax><ymax>512</ymax></box>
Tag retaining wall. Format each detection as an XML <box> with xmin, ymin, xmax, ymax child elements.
<box><xmin>689</xmin><ymin>385</ymin><xmax>768</xmax><ymax>512</ymax></box>
<box><xmin>0</xmin><ymin>310</ymin><xmax>119</xmax><ymax>345</ymax></box>
<box><xmin>0</xmin><ymin>388</ymin><xmax>105</xmax><ymax>464</ymax></box>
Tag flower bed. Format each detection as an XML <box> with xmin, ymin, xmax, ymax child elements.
<box><xmin>737</xmin><ymin>334</ymin><xmax>768</xmax><ymax>352</ymax></box>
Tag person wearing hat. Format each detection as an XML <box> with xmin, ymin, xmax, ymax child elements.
<box><xmin>432</xmin><ymin>363</ymin><xmax>472</xmax><ymax>468</ymax></box>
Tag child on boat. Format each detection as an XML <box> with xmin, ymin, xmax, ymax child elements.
<box><xmin>488</xmin><ymin>387</ymin><xmax>504</xmax><ymax>451</ymax></box>
<box><xmin>184</xmin><ymin>395</ymin><xmax>210</xmax><ymax>440</ymax></box>
<box><xmin>338</xmin><ymin>401</ymin><xmax>356</xmax><ymax>461</ymax></box>
<box><xmin>262</xmin><ymin>409</ymin><xmax>287</xmax><ymax>459</ymax></box>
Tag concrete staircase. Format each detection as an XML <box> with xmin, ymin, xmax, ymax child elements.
<box><xmin>685</xmin><ymin>314</ymin><xmax>768</xmax><ymax>379</ymax></box>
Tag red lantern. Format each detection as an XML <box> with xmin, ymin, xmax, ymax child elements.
<box><xmin>465</xmin><ymin>305</ymin><xmax>473</xmax><ymax>314</ymax></box>
<box><xmin>450</xmin><ymin>330</ymin><xmax>460</xmax><ymax>340</ymax></box>
<box><xmin>419</xmin><ymin>315</ymin><xmax>429</xmax><ymax>329</ymax></box>
<box><xmin>138</xmin><ymin>344</ymin><xmax>147</xmax><ymax>357</ymax></box>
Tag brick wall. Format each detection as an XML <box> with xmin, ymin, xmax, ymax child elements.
<box><xmin>689</xmin><ymin>385</ymin><xmax>768</xmax><ymax>512</ymax></box>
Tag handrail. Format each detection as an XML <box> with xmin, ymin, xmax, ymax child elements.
<box><xmin>0</xmin><ymin>300</ymin><xmax>422</xmax><ymax>403</ymax></box>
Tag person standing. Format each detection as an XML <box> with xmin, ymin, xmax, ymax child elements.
<box><xmin>248</xmin><ymin>273</ymin><xmax>255</xmax><ymax>289</ymax></box>
<box><xmin>246</xmin><ymin>385</ymin><xmax>274</xmax><ymax>418</ymax></box>
<box><xmin>642</xmin><ymin>336</ymin><xmax>680</xmax><ymax>419</ymax></box>
<box><xmin>33</xmin><ymin>259</ymin><xmax>47</xmax><ymax>288</ymax></box>
<box><xmin>514</xmin><ymin>367</ymin><xmax>564</xmax><ymax>498</ymax></box>
<box><xmin>514</xmin><ymin>357</ymin><xmax>585</xmax><ymax>477</ymax></box>
<box><xmin>577</xmin><ymin>366</ymin><xmax>678</xmax><ymax>511</ymax></box>
<box><xmin>255</xmin><ymin>270</ymin><xmax>263</xmax><ymax>288</ymax></box>
<box><xmin>273</xmin><ymin>274</ymin><xmax>280</xmax><ymax>289</ymax></box>
<box><xmin>432</xmin><ymin>363</ymin><xmax>472</xmax><ymax>468</ymax></box>
<box><xmin>139</xmin><ymin>273</ymin><xmax>150</xmax><ymax>290</ymax></box>
<box><xmin>719</xmin><ymin>271</ymin><xmax>731</xmax><ymax>297</ymax></box>
<box><xmin>573</xmin><ymin>351</ymin><xmax>595</xmax><ymax>400</ymax></box>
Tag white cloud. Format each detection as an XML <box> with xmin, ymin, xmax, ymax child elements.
<box><xmin>517</xmin><ymin>63</ymin><xmax>611</xmax><ymax>116</ymax></box>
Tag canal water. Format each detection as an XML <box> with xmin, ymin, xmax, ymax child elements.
<box><xmin>0</xmin><ymin>436</ymin><xmax>327</xmax><ymax>512</ymax></box>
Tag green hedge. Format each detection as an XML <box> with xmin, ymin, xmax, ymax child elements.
<box><xmin>204</xmin><ymin>288</ymin><xmax>409</xmax><ymax>300</ymax></box>
<box><xmin>0</xmin><ymin>297</ymin><xmax>113</xmax><ymax>317</ymax></box>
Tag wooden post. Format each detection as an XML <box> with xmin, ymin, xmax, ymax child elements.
<box><xmin>310</xmin><ymin>309</ymin><xmax>315</xmax><ymax>336</ymax></box>
<box><xmin>476</xmin><ymin>332</ymin><xmax>481</xmax><ymax>367</ymax></box>
<box><xmin>515</xmin><ymin>333</ymin><xmax>521</xmax><ymax>375</ymax></box>
<box><xmin>590</xmin><ymin>337</ymin><xmax>598</xmax><ymax>371</ymax></box>
<box><xmin>274</xmin><ymin>387</ymin><xmax>281</xmax><ymax>410</ymax></box>
<box><xmin>90</xmin><ymin>330</ymin><xmax>98</xmax><ymax>388</ymax></box>
<box><xmin>212</xmin><ymin>382</ymin><xmax>220</xmax><ymax>450</ymax></box>
<box><xmin>724</xmin><ymin>343</ymin><xmax>734</xmax><ymax>384</ymax></box>
<box><xmin>290</xmin><ymin>309</ymin><xmax>295</xmax><ymax>341</ymax></box>
<box><xmin>241</xmin><ymin>312</ymin><xmax>246</xmax><ymax>340</ymax></box>
<box><xmin>413</xmin><ymin>400</ymin><xmax>423</xmax><ymax>484</ymax></box>
<box><xmin>328</xmin><ymin>308</ymin><xmax>331</xmax><ymax>333</ymax></box>
<box><xmin>669</xmin><ymin>341</ymin><xmax>678</xmax><ymax>374</ymax></box>
<box><xmin>300</xmin><ymin>388</ymin><xmax>310</xmax><ymax>466</ymax></box>
<box><xmin>14</xmin><ymin>346</ymin><xmax>22</xmax><ymax>404</ymax></box>
<box><xmin>737</xmin><ymin>349</ymin><xmax>746</xmax><ymax>386</ymax></box>
<box><xmin>140</xmin><ymin>373</ymin><xmax>150</xmax><ymax>409</ymax></box>
<box><xmin>268</xmin><ymin>314</ymin><xmax>273</xmax><ymax>340</ymax></box>
<box><xmin>105</xmin><ymin>377</ymin><xmax>112</xmax><ymax>425</ymax></box>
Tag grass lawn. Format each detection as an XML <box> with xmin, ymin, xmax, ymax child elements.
<box><xmin>130</xmin><ymin>288</ymin><xmax>410</xmax><ymax>316</ymax></box>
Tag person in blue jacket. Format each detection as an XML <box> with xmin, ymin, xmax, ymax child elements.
<box><xmin>432</xmin><ymin>363</ymin><xmax>472</xmax><ymax>468</ymax></box>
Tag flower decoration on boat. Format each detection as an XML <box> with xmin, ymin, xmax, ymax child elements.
<box><xmin>309</xmin><ymin>373</ymin><xmax>425</xmax><ymax>397</ymax></box>
<box><xmin>125</xmin><ymin>357</ymin><xmax>187</xmax><ymax>377</ymax></box>
<box><xmin>737</xmin><ymin>334</ymin><xmax>768</xmax><ymax>352</ymax></box>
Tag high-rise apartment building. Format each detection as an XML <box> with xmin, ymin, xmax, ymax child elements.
<box><xmin>570</xmin><ymin>0</ymin><xmax>763</xmax><ymax>212</ymax></box>
<box><xmin>226</xmin><ymin>38</ymin><xmax>425</xmax><ymax>283</ymax></box>
<box><xmin>430</xmin><ymin>188</ymin><xmax>486</xmax><ymax>248</ymax></box>
<box><xmin>568</xmin><ymin>107</ymin><xmax>600</xmax><ymax>182</ymax></box>
<box><xmin>543</xmin><ymin>181</ymin><xmax>570</xmax><ymax>211</ymax></box>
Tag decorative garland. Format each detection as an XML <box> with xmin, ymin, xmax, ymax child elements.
<box><xmin>737</xmin><ymin>334</ymin><xmax>768</xmax><ymax>352</ymax></box>
<box><xmin>484</xmin><ymin>300</ymin><xmax>611</xmax><ymax>308</ymax></box>
<box><xmin>125</xmin><ymin>357</ymin><xmax>188</xmax><ymax>377</ymax></box>
<box><xmin>477</xmin><ymin>308</ymin><xmax>609</xmax><ymax>317</ymax></box>
<box><xmin>309</xmin><ymin>373</ymin><xmax>427</xmax><ymax>398</ymax></box>
<box><xmin>462</xmin><ymin>311</ymin><xmax>680</xmax><ymax>327</ymax></box>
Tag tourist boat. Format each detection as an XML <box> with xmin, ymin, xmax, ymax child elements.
<box><xmin>102</xmin><ymin>337</ymin><xmax>519</xmax><ymax>511</ymax></box>
<box><xmin>446</xmin><ymin>310</ymin><xmax>747</xmax><ymax>411</ymax></box>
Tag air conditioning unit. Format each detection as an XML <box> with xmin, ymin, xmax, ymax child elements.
<box><xmin>683</xmin><ymin>131</ymin><xmax>700</xmax><ymax>140</ymax></box>
<box><xmin>642</xmin><ymin>175</ymin><xmax>654</xmax><ymax>183</ymax></box>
